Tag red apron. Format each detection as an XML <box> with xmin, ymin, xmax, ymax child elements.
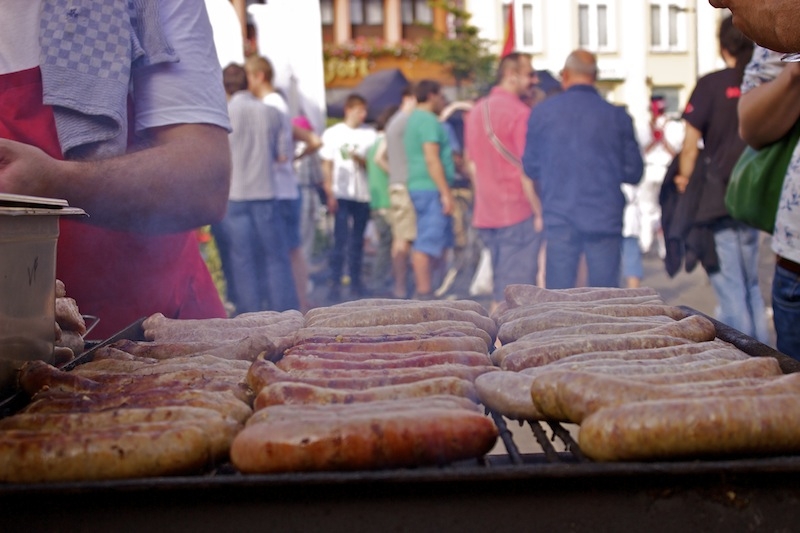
<box><xmin>0</xmin><ymin>68</ymin><xmax>226</xmax><ymax>338</ymax></box>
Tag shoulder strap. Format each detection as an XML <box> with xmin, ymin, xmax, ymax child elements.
<box><xmin>482</xmin><ymin>99</ymin><xmax>523</xmax><ymax>171</ymax></box>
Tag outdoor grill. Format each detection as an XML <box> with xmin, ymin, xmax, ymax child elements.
<box><xmin>2</xmin><ymin>310</ymin><xmax>800</xmax><ymax>532</ymax></box>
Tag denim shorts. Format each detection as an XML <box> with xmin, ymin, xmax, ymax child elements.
<box><xmin>409</xmin><ymin>190</ymin><xmax>453</xmax><ymax>257</ymax></box>
<box><xmin>621</xmin><ymin>236</ymin><xmax>643</xmax><ymax>280</ymax></box>
<box><xmin>277</xmin><ymin>198</ymin><xmax>302</xmax><ymax>250</ymax></box>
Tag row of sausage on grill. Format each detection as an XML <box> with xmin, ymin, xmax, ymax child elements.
<box><xmin>1</xmin><ymin>284</ymin><xmax>798</xmax><ymax>482</ymax></box>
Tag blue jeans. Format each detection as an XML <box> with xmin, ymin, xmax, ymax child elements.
<box><xmin>773</xmin><ymin>262</ymin><xmax>800</xmax><ymax>360</ymax></box>
<box><xmin>545</xmin><ymin>224</ymin><xmax>622</xmax><ymax>289</ymax></box>
<box><xmin>330</xmin><ymin>199</ymin><xmax>371</xmax><ymax>288</ymax></box>
<box><xmin>221</xmin><ymin>200</ymin><xmax>298</xmax><ymax>313</ymax></box>
<box><xmin>708</xmin><ymin>223</ymin><xmax>769</xmax><ymax>343</ymax></box>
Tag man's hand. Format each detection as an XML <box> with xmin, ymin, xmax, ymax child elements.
<box><xmin>674</xmin><ymin>173</ymin><xmax>690</xmax><ymax>194</ymax></box>
<box><xmin>326</xmin><ymin>192</ymin><xmax>338</xmax><ymax>214</ymax></box>
<box><xmin>440</xmin><ymin>189</ymin><xmax>454</xmax><ymax>216</ymax></box>
<box><xmin>533</xmin><ymin>214</ymin><xmax>544</xmax><ymax>233</ymax></box>
<box><xmin>0</xmin><ymin>139</ymin><xmax>60</xmax><ymax>198</ymax></box>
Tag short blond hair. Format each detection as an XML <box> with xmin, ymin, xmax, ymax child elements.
<box><xmin>245</xmin><ymin>55</ymin><xmax>274</xmax><ymax>84</ymax></box>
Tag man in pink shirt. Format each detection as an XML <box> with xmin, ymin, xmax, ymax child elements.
<box><xmin>464</xmin><ymin>52</ymin><xmax>544</xmax><ymax>311</ymax></box>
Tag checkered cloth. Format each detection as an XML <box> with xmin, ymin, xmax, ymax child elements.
<box><xmin>38</xmin><ymin>0</ymin><xmax>177</xmax><ymax>158</ymax></box>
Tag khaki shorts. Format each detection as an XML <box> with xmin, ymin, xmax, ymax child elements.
<box><xmin>389</xmin><ymin>186</ymin><xmax>417</xmax><ymax>243</ymax></box>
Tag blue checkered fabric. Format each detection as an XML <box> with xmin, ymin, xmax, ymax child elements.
<box><xmin>40</xmin><ymin>0</ymin><xmax>132</xmax><ymax>82</ymax></box>
<box><xmin>38</xmin><ymin>0</ymin><xmax>176</xmax><ymax>158</ymax></box>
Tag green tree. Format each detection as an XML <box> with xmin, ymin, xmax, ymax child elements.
<box><xmin>417</xmin><ymin>1</ymin><xmax>497</xmax><ymax>98</ymax></box>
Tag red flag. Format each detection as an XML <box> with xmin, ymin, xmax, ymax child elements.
<box><xmin>501</xmin><ymin>2</ymin><xmax>515</xmax><ymax>57</ymax></box>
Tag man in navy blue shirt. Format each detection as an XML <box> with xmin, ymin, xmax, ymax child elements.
<box><xmin>522</xmin><ymin>49</ymin><xmax>643</xmax><ymax>288</ymax></box>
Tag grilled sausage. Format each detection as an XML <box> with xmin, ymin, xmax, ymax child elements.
<box><xmin>253</xmin><ymin>378</ymin><xmax>479</xmax><ymax>409</ymax></box>
<box><xmin>533</xmin><ymin>371</ymin><xmax>800</xmax><ymax>423</ymax></box>
<box><xmin>305</xmin><ymin>306</ymin><xmax>497</xmax><ymax>340</ymax></box>
<box><xmin>474</xmin><ymin>371</ymin><xmax>544</xmax><ymax>420</ymax></box>
<box><xmin>293</xmin><ymin>321</ymin><xmax>493</xmax><ymax>349</ymax></box>
<box><xmin>497</xmin><ymin>335</ymin><xmax>696</xmax><ymax>370</ymax></box>
<box><xmin>503</xmin><ymin>284</ymin><xmax>660</xmax><ymax>307</ymax></box>
<box><xmin>286</xmin><ymin>335</ymin><xmax>489</xmax><ymax>356</ymax></box>
<box><xmin>21</xmin><ymin>388</ymin><xmax>253</xmax><ymax>422</ymax></box>
<box><xmin>277</xmin><ymin>351</ymin><xmax>491</xmax><ymax>370</ymax></box>
<box><xmin>231</xmin><ymin>407</ymin><xmax>498</xmax><ymax>473</ymax></box>
<box><xmin>0</xmin><ymin>422</ymin><xmax>213</xmax><ymax>483</ymax></box>
<box><xmin>247</xmin><ymin>358</ymin><xmax>497</xmax><ymax>393</ymax></box>
<box><xmin>579</xmin><ymin>394</ymin><xmax>800</xmax><ymax>461</ymax></box>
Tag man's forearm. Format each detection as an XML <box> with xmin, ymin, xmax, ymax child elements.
<box><xmin>739</xmin><ymin>64</ymin><xmax>800</xmax><ymax>147</ymax></box>
<box><xmin>426</xmin><ymin>157</ymin><xmax>450</xmax><ymax>195</ymax></box>
<box><xmin>2</xmin><ymin>124</ymin><xmax>231</xmax><ymax>234</ymax></box>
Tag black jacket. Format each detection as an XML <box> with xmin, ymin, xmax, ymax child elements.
<box><xmin>659</xmin><ymin>152</ymin><xmax>720</xmax><ymax>277</ymax></box>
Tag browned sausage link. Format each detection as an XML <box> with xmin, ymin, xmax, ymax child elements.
<box><xmin>503</xmin><ymin>284</ymin><xmax>659</xmax><ymax>307</ymax></box>
<box><xmin>579</xmin><ymin>394</ymin><xmax>800</xmax><ymax>462</ymax></box>
<box><xmin>499</xmin><ymin>317</ymin><xmax>672</xmax><ymax>344</ymax></box>
<box><xmin>572</xmin><ymin>348</ymin><xmax>747</xmax><ymax>367</ymax></box>
<box><xmin>538</xmin><ymin>371</ymin><xmax>800</xmax><ymax>424</ymax></box>
<box><xmin>546</xmin><ymin>340</ymin><xmax>734</xmax><ymax>365</ymax></box>
<box><xmin>304</xmin><ymin>307</ymin><xmax>498</xmax><ymax>341</ymax></box>
<box><xmin>246</xmin><ymin>358</ymin><xmax>497</xmax><ymax>393</ymax></box>
<box><xmin>286</xmin><ymin>335</ymin><xmax>488</xmax><ymax>356</ymax></box>
<box><xmin>499</xmin><ymin>335</ymin><xmax>696</xmax><ymax>371</ymax></box>
<box><xmin>18</xmin><ymin>360</ymin><xmax>103</xmax><ymax>395</ymax></box>
<box><xmin>293</xmin><ymin>321</ymin><xmax>494</xmax><ymax>349</ymax></box>
<box><xmin>276</xmin><ymin>351</ymin><xmax>492</xmax><ymax>371</ymax></box>
<box><xmin>21</xmin><ymin>388</ymin><xmax>253</xmax><ymax>422</ymax></box>
<box><xmin>248</xmin><ymin>395</ymin><xmax>480</xmax><ymax>425</ymax></box>
<box><xmin>109</xmin><ymin>339</ymin><xmax>223</xmax><ymax>359</ymax></box>
<box><xmin>0</xmin><ymin>423</ymin><xmax>212</xmax><ymax>483</ymax></box>
<box><xmin>496</xmin><ymin>307</ymin><xmax>671</xmax><ymax>331</ymax></box>
<box><xmin>230</xmin><ymin>408</ymin><xmax>498</xmax><ymax>473</ymax></box>
<box><xmin>253</xmin><ymin>378</ymin><xmax>479</xmax><ymax>409</ymax></box>
<box><xmin>305</xmin><ymin>298</ymin><xmax>489</xmax><ymax>321</ymax></box>
<box><xmin>497</xmin><ymin>302</ymin><xmax>686</xmax><ymax>326</ymax></box>
<box><xmin>518</xmin><ymin>315</ymin><xmax>717</xmax><ymax>342</ymax></box>
<box><xmin>142</xmin><ymin>310</ymin><xmax>302</xmax><ymax>335</ymax></box>
<box><xmin>474</xmin><ymin>371</ymin><xmax>544</xmax><ymax>420</ymax></box>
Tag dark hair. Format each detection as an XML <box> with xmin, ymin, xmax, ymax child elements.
<box><xmin>222</xmin><ymin>63</ymin><xmax>247</xmax><ymax>95</ymax></box>
<box><xmin>496</xmin><ymin>52</ymin><xmax>532</xmax><ymax>85</ymax></box>
<box><xmin>401</xmin><ymin>84</ymin><xmax>415</xmax><ymax>99</ymax></box>
<box><xmin>344</xmin><ymin>93</ymin><xmax>368</xmax><ymax>110</ymax></box>
<box><xmin>414</xmin><ymin>79</ymin><xmax>441</xmax><ymax>103</ymax></box>
<box><xmin>375</xmin><ymin>105</ymin><xmax>399</xmax><ymax>131</ymax></box>
<box><xmin>719</xmin><ymin>15</ymin><xmax>754</xmax><ymax>74</ymax></box>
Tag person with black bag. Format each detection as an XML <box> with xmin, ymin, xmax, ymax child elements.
<box><xmin>674</xmin><ymin>16</ymin><xmax>769</xmax><ymax>344</ymax></box>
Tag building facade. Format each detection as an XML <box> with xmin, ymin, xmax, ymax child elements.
<box><xmin>320</xmin><ymin>0</ymin><xmax>729</xmax><ymax>133</ymax></box>
<box><xmin>472</xmin><ymin>0</ymin><xmax>726</xmax><ymax>132</ymax></box>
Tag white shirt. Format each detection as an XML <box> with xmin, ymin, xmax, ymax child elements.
<box><xmin>319</xmin><ymin>122</ymin><xmax>377</xmax><ymax>203</ymax></box>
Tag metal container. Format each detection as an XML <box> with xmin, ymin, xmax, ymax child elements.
<box><xmin>0</xmin><ymin>194</ymin><xmax>85</xmax><ymax>394</ymax></box>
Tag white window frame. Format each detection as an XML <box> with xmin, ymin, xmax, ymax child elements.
<box><xmin>577</xmin><ymin>0</ymin><xmax>617</xmax><ymax>53</ymax></box>
<box><xmin>510</xmin><ymin>0</ymin><xmax>544</xmax><ymax>54</ymax></box>
<box><xmin>649</xmin><ymin>0</ymin><xmax>688</xmax><ymax>52</ymax></box>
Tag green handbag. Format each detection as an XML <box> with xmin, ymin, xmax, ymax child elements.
<box><xmin>725</xmin><ymin>120</ymin><xmax>800</xmax><ymax>233</ymax></box>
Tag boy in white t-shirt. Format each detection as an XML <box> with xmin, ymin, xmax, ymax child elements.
<box><xmin>319</xmin><ymin>94</ymin><xmax>377</xmax><ymax>302</ymax></box>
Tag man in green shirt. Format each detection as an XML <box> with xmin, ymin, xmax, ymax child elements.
<box><xmin>403</xmin><ymin>79</ymin><xmax>455</xmax><ymax>299</ymax></box>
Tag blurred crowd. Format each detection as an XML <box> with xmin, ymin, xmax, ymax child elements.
<box><xmin>209</xmin><ymin>3</ymin><xmax>800</xmax><ymax>361</ymax></box>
